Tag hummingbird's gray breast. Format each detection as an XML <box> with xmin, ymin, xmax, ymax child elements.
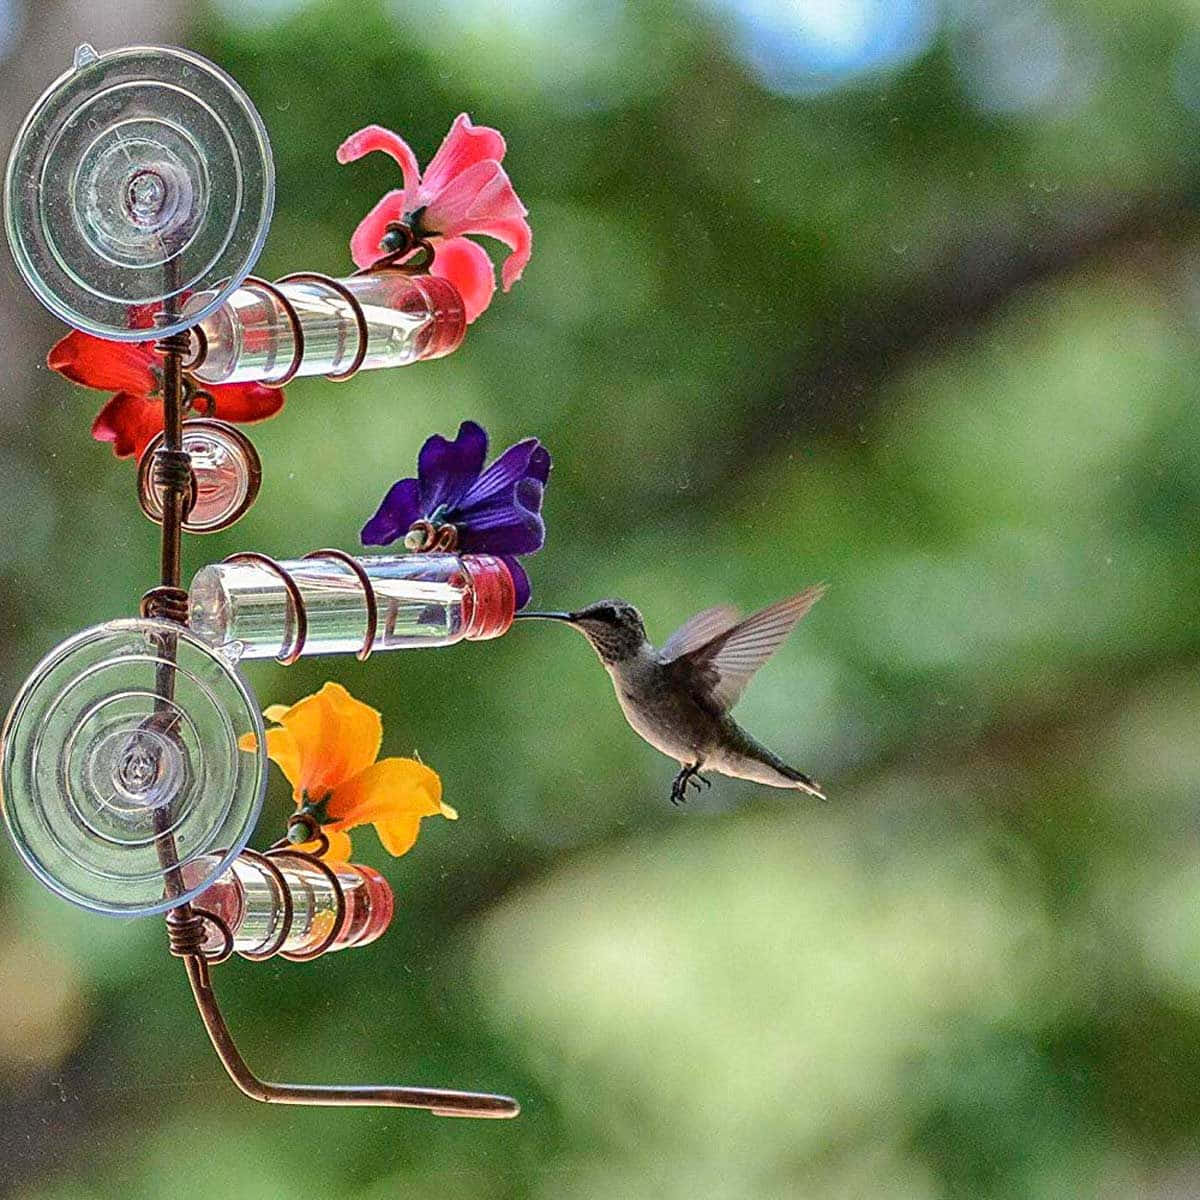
<box><xmin>607</xmin><ymin>655</ymin><xmax>722</xmax><ymax>765</ymax></box>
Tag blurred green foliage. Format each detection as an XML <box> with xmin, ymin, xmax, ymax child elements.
<box><xmin>4</xmin><ymin>0</ymin><xmax>1200</xmax><ymax>1196</ymax></box>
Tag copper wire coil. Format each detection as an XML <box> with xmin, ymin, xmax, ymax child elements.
<box><xmin>218</xmin><ymin>549</ymin><xmax>380</xmax><ymax>664</ymax></box>
<box><xmin>153</xmin><ymin>329</ymin><xmax>193</xmax><ymax>358</ymax></box>
<box><xmin>138</xmin><ymin>420</ymin><xmax>262</xmax><ymax>535</ymax></box>
<box><xmin>276</xmin><ymin>273</ymin><xmax>370</xmax><ymax>381</ymax></box>
<box><xmin>353</xmin><ymin>221</ymin><xmax>435</xmax><ymax>276</ymax></box>
<box><xmin>190</xmin><ymin>908</ymin><xmax>236</xmax><ymax>965</ymax></box>
<box><xmin>240</xmin><ymin>275</ymin><xmax>305</xmax><ymax>386</ymax></box>
<box><xmin>189</xmin><ymin>843</ymin><xmax>350</xmax><ymax>963</ymax></box>
<box><xmin>150</xmin><ymin>448</ymin><xmax>194</xmax><ymax>493</ymax></box>
<box><xmin>220</xmin><ymin>552</ymin><xmax>308</xmax><ymax>665</ymax></box>
<box><xmin>165</xmin><ymin>906</ymin><xmax>211</xmax><ymax>957</ymax></box>
<box><xmin>268</xmin><ymin>810</ymin><xmax>331</xmax><ymax>858</ymax></box>
<box><xmin>232</xmin><ymin>847</ymin><xmax>295</xmax><ymax>962</ymax></box>
<box><xmin>184</xmin><ymin>382</ymin><xmax>218</xmax><ymax>418</ymax></box>
<box><xmin>140</xmin><ymin>585</ymin><xmax>190</xmax><ymax>624</ymax></box>
<box><xmin>180</xmin><ymin>322</ymin><xmax>207</xmax><ymax>373</ymax></box>
<box><xmin>406</xmin><ymin>519</ymin><xmax>459</xmax><ymax>553</ymax></box>
<box><xmin>266</xmin><ymin>847</ymin><xmax>348</xmax><ymax>962</ymax></box>
<box><xmin>183</xmin><ymin>269</ymin><xmax>383</xmax><ymax>385</ymax></box>
<box><xmin>302</xmin><ymin>548</ymin><xmax>378</xmax><ymax>660</ymax></box>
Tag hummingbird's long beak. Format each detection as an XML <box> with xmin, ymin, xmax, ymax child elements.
<box><xmin>513</xmin><ymin>611</ymin><xmax>576</xmax><ymax>622</ymax></box>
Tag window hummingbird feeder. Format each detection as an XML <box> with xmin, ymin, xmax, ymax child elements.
<box><xmin>0</xmin><ymin>42</ymin><xmax>521</xmax><ymax>1118</ymax></box>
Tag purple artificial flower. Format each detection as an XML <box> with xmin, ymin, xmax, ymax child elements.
<box><xmin>362</xmin><ymin>420</ymin><xmax>550</xmax><ymax>607</ymax></box>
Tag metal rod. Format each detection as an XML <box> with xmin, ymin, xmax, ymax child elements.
<box><xmin>149</xmin><ymin>276</ymin><xmax>193</xmax><ymax>903</ymax></box>
<box><xmin>158</xmin><ymin>336</ymin><xmax>187</xmax><ymax>594</ymax></box>
<box><xmin>182</xmin><ymin>952</ymin><xmax>519</xmax><ymax>1117</ymax></box>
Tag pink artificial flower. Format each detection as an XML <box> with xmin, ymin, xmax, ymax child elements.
<box><xmin>337</xmin><ymin>114</ymin><xmax>531</xmax><ymax>323</ymax></box>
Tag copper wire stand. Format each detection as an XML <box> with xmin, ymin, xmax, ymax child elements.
<box><xmin>138</xmin><ymin>302</ymin><xmax>518</xmax><ymax>1120</ymax></box>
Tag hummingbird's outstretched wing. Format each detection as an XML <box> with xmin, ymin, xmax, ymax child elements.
<box><xmin>668</xmin><ymin>586</ymin><xmax>826</xmax><ymax>713</ymax></box>
<box><xmin>659</xmin><ymin>604</ymin><xmax>741</xmax><ymax>662</ymax></box>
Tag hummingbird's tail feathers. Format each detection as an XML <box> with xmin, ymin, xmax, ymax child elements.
<box><xmin>713</xmin><ymin>725</ymin><xmax>828</xmax><ymax>799</ymax></box>
<box><xmin>719</xmin><ymin>751</ymin><xmax>828</xmax><ymax>798</ymax></box>
<box><xmin>775</xmin><ymin>762</ymin><xmax>827</xmax><ymax>801</ymax></box>
<box><xmin>673</xmin><ymin>584</ymin><xmax>828</xmax><ymax>713</ymax></box>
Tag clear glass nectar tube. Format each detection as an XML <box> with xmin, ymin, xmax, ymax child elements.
<box><xmin>183</xmin><ymin>271</ymin><xmax>466</xmax><ymax>385</ymax></box>
<box><xmin>182</xmin><ymin>851</ymin><xmax>395</xmax><ymax>959</ymax></box>
<box><xmin>188</xmin><ymin>552</ymin><xmax>515</xmax><ymax>661</ymax></box>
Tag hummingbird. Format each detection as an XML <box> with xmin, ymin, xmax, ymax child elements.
<box><xmin>516</xmin><ymin>587</ymin><xmax>827</xmax><ymax>804</ymax></box>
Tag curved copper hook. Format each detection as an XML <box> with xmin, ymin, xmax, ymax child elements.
<box><xmin>182</xmin><ymin>952</ymin><xmax>519</xmax><ymax>1117</ymax></box>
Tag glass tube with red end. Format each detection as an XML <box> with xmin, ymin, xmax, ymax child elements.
<box><xmin>182</xmin><ymin>270</ymin><xmax>466</xmax><ymax>385</ymax></box>
<box><xmin>182</xmin><ymin>851</ymin><xmax>395</xmax><ymax>960</ymax></box>
<box><xmin>188</xmin><ymin>552</ymin><xmax>516</xmax><ymax>661</ymax></box>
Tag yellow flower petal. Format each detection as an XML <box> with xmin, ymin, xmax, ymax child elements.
<box><xmin>267</xmin><ymin>682</ymin><xmax>382</xmax><ymax>797</ymax></box>
<box><xmin>263</xmin><ymin>704</ymin><xmax>291</xmax><ymax>723</ymax></box>
<box><xmin>290</xmin><ymin>828</ymin><xmax>353</xmax><ymax>862</ymax></box>
<box><xmin>239</xmin><ymin>727</ymin><xmax>304</xmax><ymax>797</ymax></box>
<box><xmin>375</xmin><ymin>816</ymin><xmax>420</xmax><ymax>857</ymax></box>
<box><xmin>327</xmin><ymin>757</ymin><xmax>443</xmax><ymax>827</ymax></box>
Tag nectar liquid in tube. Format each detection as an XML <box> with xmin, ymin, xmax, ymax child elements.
<box><xmin>188</xmin><ymin>552</ymin><xmax>515</xmax><ymax>660</ymax></box>
<box><xmin>183</xmin><ymin>271</ymin><xmax>465</xmax><ymax>385</ymax></box>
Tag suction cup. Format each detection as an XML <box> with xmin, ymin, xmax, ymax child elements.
<box><xmin>4</xmin><ymin>43</ymin><xmax>274</xmax><ymax>341</ymax></box>
<box><xmin>1</xmin><ymin>619</ymin><xmax>267</xmax><ymax>917</ymax></box>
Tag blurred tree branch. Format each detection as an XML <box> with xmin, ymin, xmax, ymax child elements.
<box><xmin>713</xmin><ymin>184</ymin><xmax>1200</xmax><ymax>478</ymax></box>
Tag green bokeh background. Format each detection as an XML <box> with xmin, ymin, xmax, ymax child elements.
<box><xmin>3</xmin><ymin>1</ymin><xmax>1200</xmax><ymax>1196</ymax></box>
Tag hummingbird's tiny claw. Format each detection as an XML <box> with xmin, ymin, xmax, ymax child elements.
<box><xmin>671</xmin><ymin>763</ymin><xmax>705</xmax><ymax>805</ymax></box>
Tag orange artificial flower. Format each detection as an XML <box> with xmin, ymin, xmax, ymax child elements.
<box><xmin>238</xmin><ymin>682</ymin><xmax>455</xmax><ymax>861</ymax></box>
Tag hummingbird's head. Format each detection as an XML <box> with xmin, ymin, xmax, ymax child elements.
<box><xmin>570</xmin><ymin>599</ymin><xmax>647</xmax><ymax>663</ymax></box>
<box><xmin>517</xmin><ymin>599</ymin><xmax>647</xmax><ymax>664</ymax></box>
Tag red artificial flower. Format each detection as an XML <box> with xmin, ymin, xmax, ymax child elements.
<box><xmin>337</xmin><ymin>114</ymin><xmax>532</xmax><ymax>324</ymax></box>
<box><xmin>48</xmin><ymin>330</ymin><xmax>284</xmax><ymax>460</ymax></box>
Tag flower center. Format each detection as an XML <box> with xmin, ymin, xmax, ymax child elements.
<box><xmin>403</xmin><ymin>206</ymin><xmax>430</xmax><ymax>237</ymax></box>
<box><xmin>404</xmin><ymin>518</ymin><xmax>459</xmax><ymax>552</ymax></box>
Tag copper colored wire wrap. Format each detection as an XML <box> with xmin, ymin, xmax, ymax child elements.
<box><xmin>218</xmin><ymin>549</ymin><xmax>380</xmax><ymax>664</ymax></box>
<box><xmin>272</xmin><ymin>810</ymin><xmax>332</xmax><ymax>859</ymax></box>
<box><xmin>276</xmin><ymin>272</ymin><xmax>370</xmax><ymax>381</ymax></box>
<box><xmin>219</xmin><ymin>551</ymin><xmax>308</xmax><ymax>665</ymax></box>
<box><xmin>186</xmin><ymin>269</ymin><xmax>384</xmax><ymax>386</ymax></box>
<box><xmin>179</xmin><ymin>840</ymin><xmax>343</xmax><ymax>964</ymax></box>
<box><xmin>238</xmin><ymin>275</ymin><xmax>304</xmax><ymax>386</ymax></box>
<box><xmin>303</xmin><ymin>548</ymin><xmax>378</xmax><ymax>660</ymax></box>
<box><xmin>165</xmin><ymin>906</ymin><xmax>212</xmax><ymax>958</ymax></box>
<box><xmin>140</xmin><ymin>586</ymin><xmax>190</xmax><ymax>624</ymax></box>
<box><xmin>230</xmin><ymin>848</ymin><xmax>295</xmax><ymax>962</ymax></box>
<box><xmin>266</xmin><ymin>846</ymin><xmax>347</xmax><ymax>962</ymax></box>
<box><xmin>352</xmin><ymin>221</ymin><xmax>435</xmax><ymax>276</ymax></box>
<box><xmin>177</xmin><ymin>908</ymin><xmax>236</xmax><ymax>966</ymax></box>
<box><xmin>406</xmin><ymin>519</ymin><xmax>459</xmax><ymax>552</ymax></box>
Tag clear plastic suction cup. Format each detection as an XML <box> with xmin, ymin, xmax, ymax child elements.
<box><xmin>1</xmin><ymin>619</ymin><xmax>266</xmax><ymax>917</ymax></box>
<box><xmin>4</xmin><ymin>44</ymin><xmax>274</xmax><ymax>340</ymax></box>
